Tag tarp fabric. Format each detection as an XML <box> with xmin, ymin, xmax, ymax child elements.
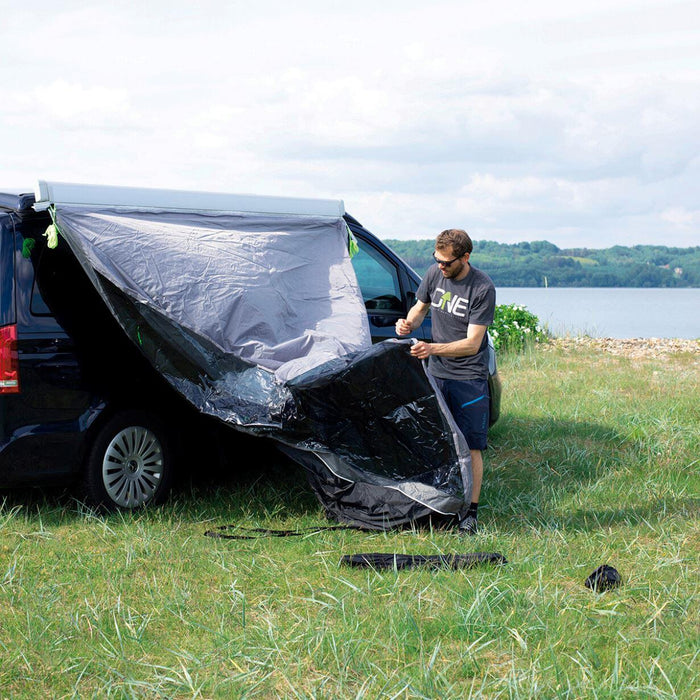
<box><xmin>52</xmin><ymin>205</ymin><xmax>472</xmax><ymax>528</ymax></box>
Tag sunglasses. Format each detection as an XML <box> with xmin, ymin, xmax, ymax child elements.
<box><xmin>433</xmin><ymin>252</ymin><xmax>462</xmax><ymax>267</ymax></box>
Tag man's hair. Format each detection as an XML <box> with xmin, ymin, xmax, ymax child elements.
<box><xmin>436</xmin><ymin>229</ymin><xmax>473</xmax><ymax>257</ymax></box>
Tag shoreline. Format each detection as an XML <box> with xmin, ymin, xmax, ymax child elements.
<box><xmin>540</xmin><ymin>336</ymin><xmax>699</xmax><ymax>359</ymax></box>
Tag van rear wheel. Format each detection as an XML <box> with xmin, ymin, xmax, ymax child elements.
<box><xmin>82</xmin><ymin>410</ymin><xmax>174</xmax><ymax>511</ymax></box>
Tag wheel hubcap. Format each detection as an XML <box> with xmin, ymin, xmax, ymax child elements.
<box><xmin>102</xmin><ymin>425</ymin><xmax>164</xmax><ymax>508</ymax></box>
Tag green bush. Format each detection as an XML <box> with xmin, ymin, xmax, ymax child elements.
<box><xmin>490</xmin><ymin>303</ymin><xmax>548</xmax><ymax>352</ymax></box>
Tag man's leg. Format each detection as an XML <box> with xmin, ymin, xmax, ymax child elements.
<box><xmin>433</xmin><ymin>377</ymin><xmax>489</xmax><ymax>534</ymax></box>
<box><xmin>452</xmin><ymin>380</ymin><xmax>489</xmax><ymax>535</ymax></box>
<box><xmin>470</xmin><ymin>449</ymin><xmax>483</xmax><ymax>504</ymax></box>
<box><xmin>456</xmin><ymin>449</ymin><xmax>483</xmax><ymax>535</ymax></box>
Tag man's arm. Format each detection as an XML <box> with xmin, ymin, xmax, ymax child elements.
<box><xmin>395</xmin><ymin>300</ymin><xmax>430</xmax><ymax>336</ymax></box>
<box><xmin>410</xmin><ymin>323</ymin><xmax>488</xmax><ymax>360</ymax></box>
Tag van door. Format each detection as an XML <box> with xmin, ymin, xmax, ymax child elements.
<box><xmin>349</xmin><ymin>228</ymin><xmax>430</xmax><ymax>343</ymax></box>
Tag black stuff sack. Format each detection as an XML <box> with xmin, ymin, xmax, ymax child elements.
<box><xmin>340</xmin><ymin>552</ymin><xmax>507</xmax><ymax>570</ymax></box>
<box><xmin>585</xmin><ymin>564</ymin><xmax>622</xmax><ymax>592</ymax></box>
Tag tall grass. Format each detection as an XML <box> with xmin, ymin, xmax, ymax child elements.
<box><xmin>0</xmin><ymin>344</ymin><xmax>698</xmax><ymax>698</ymax></box>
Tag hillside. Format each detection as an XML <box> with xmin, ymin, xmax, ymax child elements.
<box><xmin>383</xmin><ymin>239</ymin><xmax>700</xmax><ymax>287</ymax></box>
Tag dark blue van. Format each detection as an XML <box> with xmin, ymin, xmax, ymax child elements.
<box><xmin>0</xmin><ymin>191</ymin><xmax>203</xmax><ymax>509</ymax></box>
<box><xmin>1</xmin><ymin>190</ymin><xmax>500</xmax><ymax>510</ymax></box>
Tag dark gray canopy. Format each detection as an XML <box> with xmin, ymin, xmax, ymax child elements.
<box><xmin>46</xmin><ymin>193</ymin><xmax>471</xmax><ymax>529</ymax></box>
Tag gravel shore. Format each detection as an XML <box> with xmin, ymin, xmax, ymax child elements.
<box><xmin>540</xmin><ymin>336</ymin><xmax>700</xmax><ymax>359</ymax></box>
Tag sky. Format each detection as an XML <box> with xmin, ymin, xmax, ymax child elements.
<box><xmin>1</xmin><ymin>0</ymin><xmax>699</xmax><ymax>248</ymax></box>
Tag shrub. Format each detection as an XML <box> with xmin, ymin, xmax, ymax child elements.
<box><xmin>490</xmin><ymin>303</ymin><xmax>548</xmax><ymax>352</ymax></box>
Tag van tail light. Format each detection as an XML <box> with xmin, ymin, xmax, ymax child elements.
<box><xmin>0</xmin><ymin>324</ymin><xmax>20</xmax><ymax>394</ymax></box>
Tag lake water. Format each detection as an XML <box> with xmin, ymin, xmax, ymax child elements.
<box><xmin>495</xmin><ymin>287</ymin><xmax>700</xmax><ymax>339</ymax></box>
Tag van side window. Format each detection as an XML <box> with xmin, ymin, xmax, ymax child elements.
<box><xmin>352</xmin><ymin>237</ymin><xmax>402</xmax><ymax>311</ymax></box>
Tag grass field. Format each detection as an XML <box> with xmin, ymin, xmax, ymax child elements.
<box><xmin>1</xmin><ymin>343</ymin><xmax>698</xmax><ymax>699</ymax></box>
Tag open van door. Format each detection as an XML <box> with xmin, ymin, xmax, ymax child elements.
<box><xmin>346</xmin><ymin>219</ymin><xmax>430</xmax><ymax>344</ymax></box>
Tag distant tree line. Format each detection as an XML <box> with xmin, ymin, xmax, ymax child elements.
<box><xmin>383</xmin><ymin>239</ymin><xmax>700</xmax><ymax>287</ymax></box>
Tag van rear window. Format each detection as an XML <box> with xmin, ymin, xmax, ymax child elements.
<box><xmin>30</xmin><ymin>264</ymin><xmax>53</xmax><ymax>316</ymax></box>
<box><xmin>13</xmin><ymin>230</ymin><xmax>62</xmax><ymax>333</ymax></box>
<box><xmin>0</xmin><ymin>220</ymin><xmax>16</xmax><ymax>326</ymax></box>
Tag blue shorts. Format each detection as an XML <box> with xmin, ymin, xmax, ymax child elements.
<box><xmin>433</xmin><ymin>377</ymin><xmax>490</xmax><ymax>451</ymax></box>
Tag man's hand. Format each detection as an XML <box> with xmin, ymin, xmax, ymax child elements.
<box><xmin>395</xmin><ymin>318</ymin><xmax>413</xmax><ymax>336</ymax></box>
<box><xmin>410</xmin><ymin>341</ymin><xmax>433</xmax><ymax>359</ymax></box>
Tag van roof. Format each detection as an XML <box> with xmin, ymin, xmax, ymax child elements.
<box><xmin>0</xmin><ymin>191</ymin><xmax>35</xmax><ymax>212</ymax></box>
<box><xmin>34</xmin><ymin>181</ymin><xmax>345</xmax><ymax>218</ymax></box>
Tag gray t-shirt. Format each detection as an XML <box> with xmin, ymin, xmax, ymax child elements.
<box><xmin>417</xmin><ymin>263</ymin><xmax>496</xmax><ymax>380</ymax></box>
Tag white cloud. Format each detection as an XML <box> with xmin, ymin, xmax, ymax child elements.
<box><xmin>25</xmin><ymin>81</ymin><xmax>135</xmax><ymax>128</ymax></box>
<box><xmin>661</xmin><ymin>207</ymin><xmax>699</xmax><ymax>229</ymax></box>
<box><xmin>0</xmin><ymin>0</ymin><xmax>699</xmax><ymax>247</ymax></box>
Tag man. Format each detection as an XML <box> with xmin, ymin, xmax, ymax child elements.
<box><xmin>396</xmin><ymin>229</ymin><xmax>496</xmax><ymax>535</ymax></box>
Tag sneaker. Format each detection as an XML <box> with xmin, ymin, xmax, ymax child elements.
<box><xmin>458</xmin><ymin>514</ymin><xmax>478</xmax><ymax>536</ymax></box>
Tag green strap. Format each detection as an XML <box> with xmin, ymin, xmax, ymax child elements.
<box><xmin>347</xmin><ymin>225</ymin><xmax>359</xmax><ymax>258</ymax></box>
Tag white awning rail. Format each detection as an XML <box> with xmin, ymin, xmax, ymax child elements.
<box><xmin>33</xmin><ymin>180</ymin><xmax>345</xmax><ymax>218</ymax></box>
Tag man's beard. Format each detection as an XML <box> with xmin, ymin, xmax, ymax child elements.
<box><xmin>442</xmin><ymin>261</ymin><xmax>466</xmax><ymax>279</ymax></box>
